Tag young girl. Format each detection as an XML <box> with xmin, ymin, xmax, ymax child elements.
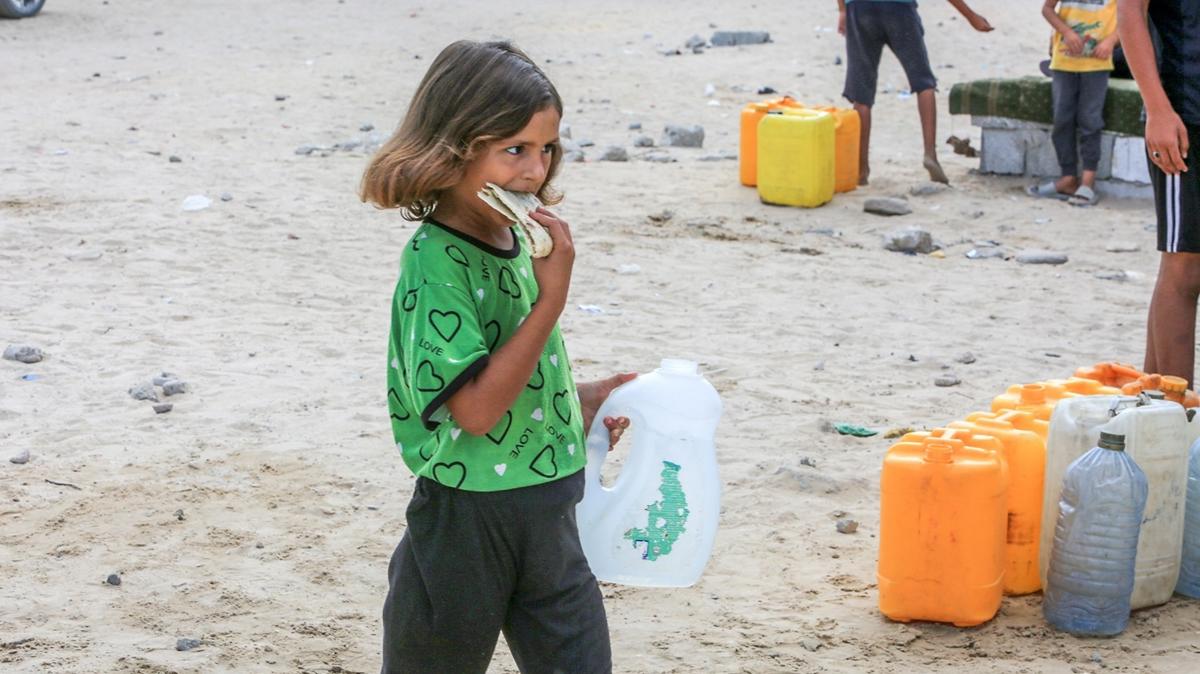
<box><xmin>360</xmin><ymin>40</ymin><xmax>632</xmax><ymax>673</ymax></box>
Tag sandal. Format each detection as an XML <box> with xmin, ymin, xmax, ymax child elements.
<box><xmin>1025</xmin><ymin>181</ymin><xmax>1070</xmax><ymax>200</ymax></box>
<box><xmin>1068</xmin><ymin>185</ymin><xmax>1100</xmax><ymax>207</ymax></box>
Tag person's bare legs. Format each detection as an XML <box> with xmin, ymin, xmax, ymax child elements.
<box><xmin>917</xmin><ymin>88</ymin><xmax>948</xmax><ymax>184</ymax></box>
<box><xmin>1145</xmin><ymin>251</ymin><xmax>1200</xmax><ymax>386</ymax></box>
<box><xmin>854</xmin><ymin>102</ymin><xmax>872</xmax><ymax>185</ymax></box>
<box><xmin>1080</xmin><ymin>169</ymin><xmax>1097</xmax><ymax>190</ymax></box>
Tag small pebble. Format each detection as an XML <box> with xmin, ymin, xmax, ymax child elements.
<box><xmin>10</xmin><ymin>449</ymin><xmax>30</xmax><ymax>465</ymax></box>
<box><xmin>274</xmin><ymin>94</ymin><xmax>288</xmax><ymax>101</ymax></box>
<box><xmin>799</xmin><ymin>456</ymin><xmax>817</xmax><ymax>468</ymax></box>
<box><xmin>128</xmin><ymin>382</ymin><xmax>159</xmax><ymax>402</ymax></box>
<box><xmin>864</xmin><ymin>197</ymin><xmax>912</xmax><ymax>217</ymax></box>
<box><xmin>1016</xmin><ymin>249</ymin><xmax>1069</xmax><ymax>265</ymax></box>
<box><xmin>153</xmin><ymin>403</ymin><xmax>174</xmax><ymax>414</ymax></box>
<box><xmin>935</xmin><ymin>374</ymin><xmax>961</xmax><ymax>387</ymax></box>
<box><xmin>633</xmin><ymin>135</ymin><xmax>655</xmax><ymax>148</ymax></box>
<box><xmin>359</xmin><ymin>122</ymin><xmax>374</xmax><ymax>132</ymax></box>
<box><xmin>598</xmin><ymin>146</ymin><xmax>629</xmax><ymax>162</ymax></box>
<box><xmin>162</xmin><ymin>380</ymin><xmax>189</xmax><ymax>396</ymax></box>
<box><xmin>152</xmin><ymin>371</ymin><xmax>178</xmax><ymax>386</ymax></box>
<box><xmin>910</xmin><ymin>182</ymin><xmax>949</xmax><ymax>197</ymax></box>
<box><xmin>836</xmin><ymin>519</ymin><xmax>859</xmax><ymax>534</ymax></box>
<box><xmin>1105</xmin><ymin>241</ymin><xmax>1139</xmax><ymax>253</ymax></box>
<box><xmin>174</xmin><ymin>509</ymin><xmax>186</xmax><ymax>521</ymax></box>
<box><xmin>577</xmin><ymin>138</ymin><xmax>595</xmax><ymax>148</ymax></box>
<box><xmin>176</xmin><ymin>638</ymin><xmax>202</xmax><ymax>652</ymax></box>
<box><xmin>800</xmin><ymin>637</ymin><xmax>823</xmax><ymax>652</ymax></box>
<box><xmin>219</xmin><ymin>192</ymin><xmax>233</xmax><ymax>202</ymax></box>
<box><xmin>956</xmin><ymin>352</ymin><xmax>976</xmax><ymax>365</ymax></box>
<box><xmin>4</xmin><ymin>345</ymin><xmax>44</xmax><ymax>364</ymax></box>
<box><xmin>965</xmin><ymin>246</ymin><xmax>1005</xmax><ymax>260</ymax></box>
<box><xmin>168</xmin><ymin>155</ymin><xmax>182</xmax><ymax>163</ymax></box>
<box><xmin>256</xmin><ymin>541</ymin><xmax>265</xmax><ymax>549</ymax></box>
<box><xmin>106</xmin><ymin>574</ymin><xmax>122</xmax><ymax>586</ymax></box>
<box><xmin>661</xmin><ymin>124</ymin><xmax>705</xmax><ymax>148</ymax></box>
<box><xmin>627</xmin><ymin>122</ymin><xmax>642</xmax><ymax>130</ymax></box>
<box><xmin>882</xmin><ymin>227</ymin><xmax>934</xmax><ymax>254</ymax></box>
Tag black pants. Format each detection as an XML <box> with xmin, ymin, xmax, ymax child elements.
<box><xmin>1151</xmin><ymin>124</ymin><xmax>1200</xmax><ymax>253</ymax></box>
<box><xmin>842</xmin><ymin>1</ymin><xmax>937</xmax><ymax>107</ymax></box>
<box><xmin>1051</xmin><ymin>69</ymin><xmax>1110</xmax><ymax>176</ymax></box>
<box><xmin>381</xmin><ymin>471</ymin><xmax>611</xmax><ymax>674</ymax></box>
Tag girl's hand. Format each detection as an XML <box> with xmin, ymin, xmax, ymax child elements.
<box><xmin>529</xmin><ymin>207</ymin><xmax>575</xmax><ymax>312</ymax></box>
<box><xmin>1146</xmin><ymin>109</ymin><xmax>1191</xmax><ymax>176</ymax></box>
<box><xmin>1063</xmin><ymin>31</ymin><xmax>1084</xmax><ymax>55</ymax></box>
<box><xmin>578</xmin><ymin>372</ymin><xmax>638</xmax><ymax>450</ymax></box>
<box><xmin>1093</xmin><ymin>35</ymin><xmax>1118</xmax><ymax>60</ymax></box>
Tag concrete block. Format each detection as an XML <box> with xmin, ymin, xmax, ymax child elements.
<box><xmin>979</xmin><ymin>128</ymin><xmax>1027</xmax><ymax>174</ymax></box>
<box><xmin>1026</xmin><ymin>128</ymin><xmax>1060</xmax><ymax>177</ymax></box>
<box><xmin>1112</xmin><ymin>136</ymin><xmax>1151</xmax><ymax>184</ymax></box>
<box><xmin>972</xmin><ymin>116</ymin><xmax>1049</xmax><ymax>130</ymax></box>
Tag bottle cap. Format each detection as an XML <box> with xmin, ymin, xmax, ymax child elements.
<box><xmin>923</xmin><ymin>441</ymin><xmax>954</xmax><ymax>463</ymax></box>
<box><xmin>1098</xmin><ymin>431</ymin><xmax>1126</xmax><ymax>451</ymax></box>
<box><xmin>659</xmin><ymin>358</ymin><xmax>698</xmax><ymax>375</ymax></box>
<box><xmin>1161</xmin><ymin>375</ymin><xmax>1188</xmax><ymax>394</ymax></box>
<box><xmin>1019</xmin><ymin>384</ymin><xmax>1047</xmax><ymax>405</ymax></box>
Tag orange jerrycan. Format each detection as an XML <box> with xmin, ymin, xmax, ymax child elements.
<box><xmin>756</xmin><ymin>108</ymin><xmax>836</xmax><ymax>208</ymax></box>
<box><xmin>1046</xmin><ymin>377</ymin><xmax>1122</xmax><ymax>397</ymax></box>
<box><xmin>1075</xmin><ymin>361</ymin><xmax>1145</xmax><ymax>388</ymax></box>
<box><xmin>811</xmin><ymin>106</ymin><xmax>860</xmax><ymax>193</ymax></box>
<box><xmin>951</xmin><ymin>410</ymin><xmax>1047</xmax><ymax>595</ymax></box>
<box><xmin>1124</xmin><ymin>374</ymin><xmax>1200</xmax><ymax>408</ymax></box>
<box><xmin>879</xmin><ymin>429</ymin><xmax>1008</xmax><ymax>627</ymax></box>
<box><xmin>991</xmin><ymin>383</ymin><xmax>1059</xmax><ymax>424</ymax></box>
<box><xmin>739</xmin><ymin>97</ymin><xmax>802</xmax><ymax>186</ymax></box>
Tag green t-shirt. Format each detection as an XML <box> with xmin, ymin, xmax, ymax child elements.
<box><xmin>386</xmin><ymin>219</ymin><xmax>585</xmax><ymax>492</ymax></box>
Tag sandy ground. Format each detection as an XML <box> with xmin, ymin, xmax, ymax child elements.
<box><xmin>3</xmin><ymin>1</ymin><xmax>1200</xmax><ymax>672</ymax></box>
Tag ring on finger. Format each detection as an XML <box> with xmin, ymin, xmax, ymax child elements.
<box><xmin>1152</xmin><ymin>151</ymin><xmax>1162</xmax><ymax>159</ymax></box>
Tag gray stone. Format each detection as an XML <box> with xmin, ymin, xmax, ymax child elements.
<box><xmin>661</xmin><ymin>124</ymin><xmax>705</xmax><ymax>148</ymax></box>
<box><xmin>710</xmin><ymin>31</ymin><xmax>770</xmax><ymax>47</ymax></box>
<box><xmin>685</xmin><ymin>34</ymin><xmax>707</xmax><ymax>49</ymax></box>
<box><xmin>955</xmin><ymin>352</ymin><xmax>977</xmax><ymax>365</ymax></box>
<box><xmin>882</xmin><ymin>227</ymin><xmax>934</xmax><ymax>254</ymax></box>
<box><xmin>633</xmin><ymin>135</ymin><xmax>654</xmax><ymax>148</ymax></box>
<box><xmin>175</xmin><ymin>638</ymin><xmax>202</xmax><ymax>652</ymax></box>
<box><xmin>4</xmin><ymin>345</ymin><xmax>44</xmax><ymax>364</ymax></box>
<box><xmin>9</xmin><ymin>449</ymin><xmax>30</xmax><ymax>465</ymax></box>
<box><xmin>835</xmin><ymin>519</ymin><xmax>858</xmax><ymax>534</ymax></box>
<box><xmin>106</xmin><ymin>573</ymin><xmax>122</xmax><ymax>586</ymax></box>
<box><xmin>799</xmin><ymin>456</ymin><xmax>817</xmax><ymax>468</ymax></box>
<box><xmin>864</xmin><ymin>197</ymin><xmax>912</xmax><ymax>216</ymax></box>
<box><xmin>128</xmin><ymin>382</ymin><xmax>159</xmax><ymax>402</ymax></box>
<box><xmin>563</xmin><ymin>149</ymin><xmax>586</xmax><ymax>163</ymax></box>
<box><xmin>909</xmin><ymin>182</ymin><xmax>949</xmax><ymax>197</ymax></box>
<box><xmin>219</xmin><ymin>192</ymin><xmax>233</xmax><ymax>202</ymax></box>
<box><xmin>577</xmin><ymin>138</ymin><xmax>595</xmax><ymax>148</ymax></box>
<box><xmin>628</xmin><ymin>122</ymin><xmax>642</xmax><ymax>131</ymax></box>
<box><xmin>153</xmin><ymin>403</ymin><xmax>174</xmax><ymax>414</ymax></box>
<box><xmin>168</xmin><ymin>155</ymin><xmax>182</xmax><ymax>163</ymax></box>
<box><xmin>1095</xmin><ymin>270</ymin><xmax>1130</xmax><ymax>282</ymax></box>
<box><xmin>359</xmin><ymin>122</ymin><xmax>374</xmax><ymax>132</ymax></box>
<box><xmin>965</xmin><ymin>246</ymin><xmax>1005</xmax><ymax>260</ymax></box>
<box><xmin>334</xmin><ymin>139</ymin><xmax>362</xmax><ymax>152</ymax></box>
<box><xmin>162</xmin><ymin>380</ymin><xmax>189</xmax><ymax>396</ymax></box>
<box><xmin>152</xmin><ymin>372</ymin><xmax>178</xmax><ymax>386</ymax></box>
<box><xmin>1105</xmin><ymin>241</ymin><xmax>1140</xmax><ymax>253</ymax></box>
<box><xmin>598</xmin><ymin>146</ymin><xmax>629</xmax><ymax>162</ymax></box>
<box><xmin>935</xmin><ymin>374</ymin><xmax>961</xmax><ymax>387</ymax></box>
<box><xmin>1016</xmin><ymin>249</ymin><xmax>1069</xmax><ymax>265</ymax></box>
<box><xmin>641</xmin><ymin>151</ymin><xmax>677</xmax><ymax>163</ymax></box>
<box><xmin>559</xmin><ymin>123</ymin><xmax>571</xmax><ymax>139</ymax></box>
<box><xmin>800</xmin><ymin>637</ymin><xmax>823</xmax><ymax>652</ymax></box>
<box><xmin>294</xmin><ymin>144</ymin><xmax>320</xmax><ymax>156</ymax></box>
<box><xmin>698</xmin><ymin>152</ymin><xmax>737</xmax><ymax>161</ymax></box>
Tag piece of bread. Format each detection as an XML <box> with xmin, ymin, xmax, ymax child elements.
<box><xmin>476</xmin><ymin>182</ymin><xmax>553</xmax><ymax>258</ymax></box>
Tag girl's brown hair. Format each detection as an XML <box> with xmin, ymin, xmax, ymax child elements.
<box><xmin>360</xmin><ymin>40</ymin><xmax>564</xmax><ymax>220</ymax></box>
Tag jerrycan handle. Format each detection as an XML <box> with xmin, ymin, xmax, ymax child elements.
<box><xmin>1108</xmin><ymin>394</ymin><xmax>1148</xmax><ymax>418</ymax></box>
<box><xmin>584</xmin><ymin>380</ymin><xmax>638</xmax><ymax>493</ymax></box>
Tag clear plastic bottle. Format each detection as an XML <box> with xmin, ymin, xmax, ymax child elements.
<box><xmin>575</xmin><ymin>359</ymin><xmax>722</xmax><ymax>587</ymax></box>
<box><xmin>1177</xmin><ymin>436</ymin><xmax>1200</xmax><ymax>597</ymax></box>
<box><xmin>1043</xmin><ymin>432</ymin><xmax>1148</xmax><ymax>636</ymax></box>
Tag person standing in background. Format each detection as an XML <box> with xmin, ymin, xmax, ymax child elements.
<box><xmin>837</xmin><ymin>0</ymin><xmax>994</xmax><ymax>185</ymax></box>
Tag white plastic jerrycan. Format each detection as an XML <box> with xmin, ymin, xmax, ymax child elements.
<box><xmin>1040</xmin><ymin>394</ymin><xmax>1189</xmax><ymax>609</ymax></box>
<box><xmin>576</xmin><ymin>358</ymin><xmax>722</xmax><ymax>587</ymax></box>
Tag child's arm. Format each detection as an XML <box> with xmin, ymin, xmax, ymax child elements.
<box><xmin>948</xmin><ymin>0</ymin><xmax>994</xmax><ymax>32</ymax></box>
<box><xmin>837</xmin><ymin>0</ymin><xmax>846</xmax><ymax>36</ymax></box>
<box><xmin>444</xmin><ymin>207</ymin><xmax>575</xmax><ymax>435</ymax></box>
<box><xmin>1042</xmin><ymin>0</ymin><xmax>1086</xmax><ymax>55</ymax></box>
<box><xmin>1093</xmin><ymin>29</ymin><xmax>1121</xmax><ymax>60</ymax></box>
<box><xmin>1118</xmin><ymin>0</ymin><xmax>1189</xmax><ymax>174</ymax></box>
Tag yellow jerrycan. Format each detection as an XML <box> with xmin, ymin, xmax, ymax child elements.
<box><xmin>739</xmin><ymin>97</ymin><xmax>802</xmax><ymax>186</ymax></box>
<box><xmin>951</xmin><ymin>410</ymin><xmax>1047</xmax><ymax>595</ymax></box>
<box><xmin>756</xmin><ymin>108</ymin><xmax>835</xmax><ymax>208</ymax></box>
<box><xmin>811</xmin><ymin>106</ymin><xmax>860</xmax><ymax>193</ymax></box>
<box><xmin>879</xmin><ymin>428</ymin><xmax>1008</xmax><ymax>627</ymax></box>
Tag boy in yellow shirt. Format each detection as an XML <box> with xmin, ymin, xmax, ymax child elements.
<box><xmin>1029</xmin><ymin>0</ymin><xmax>1120</xmax><ymax>205</ymax></box>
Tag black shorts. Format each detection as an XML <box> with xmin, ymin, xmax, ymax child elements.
<box><xmin>380</xmin><ymin>470</ymin><xmax>612</xmax><ymax>674</ymax></box>
<box><xmin>842</xmin><ymin>1</ymin><xmax>937</xmax><ymax>107</ymax></box>
<box><xmin>1152</xmin><ymin>124</ymin><xmax>1200</xmax><ymax>253</ymax></box>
